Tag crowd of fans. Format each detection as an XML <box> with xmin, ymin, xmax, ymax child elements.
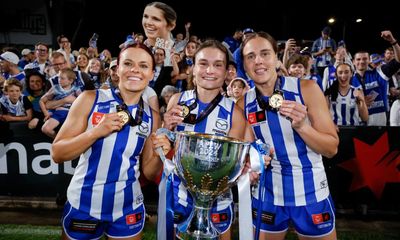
<box><xmin>1</xmin><ymin>20</ymin><xmax>400</xmax><ymax>139</ymax></box>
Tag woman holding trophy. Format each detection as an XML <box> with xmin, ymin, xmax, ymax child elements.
<box><xmin>238</xmin><ymin>31</ymin><xmax>339</xmax><ymax>240</ymax></box>
<box><xmin>52</xmin><ymin>43</ymin><xmax>163</xmax><ymax>240</ymax></box>
<box><xmin>155</xmin><ymin>39</ymin><xmax>256</xmax><ymax>239</ymax></box>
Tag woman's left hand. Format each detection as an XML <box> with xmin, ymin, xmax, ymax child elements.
<box><xmin>279</xmin><ymin>100</ymin><xmax>308</xmax><ymax>129</ymax></box>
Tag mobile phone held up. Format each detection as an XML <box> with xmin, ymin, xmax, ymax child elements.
<box><xmin>89</xmin><ymin>33</ymin><xmax>99</xmax><ymax>48</ymax></box>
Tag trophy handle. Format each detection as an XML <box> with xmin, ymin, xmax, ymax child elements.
<box><xmin>155</xmin><ymin>128</ymin><xmax>176</xmax><ymax>162</ymax></box>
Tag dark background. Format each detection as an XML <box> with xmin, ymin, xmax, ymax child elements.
<box><xmin>59</xmin><ymin>0</ymin><xmax>397</xmax><ymax>56</ymax></box>
<box><xmin>1</xmin><ymin>0</ymin><xmax>398</xmax><ymax>56</ymax></box>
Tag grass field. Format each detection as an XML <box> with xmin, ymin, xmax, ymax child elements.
<box><xmin>0</xmin><ymin>223</ymin><xmax>399</xmax><ymax>240</ymax></box>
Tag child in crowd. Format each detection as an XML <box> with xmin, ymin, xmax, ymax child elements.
<box><xmin>40</xmin><ymin>68</ymin><xmax>82</xmax><ymax>138</ymax></box>
<box><xmin>0</xmin><ymin>78</ymin><xmax>33</xmax><ymax>122</ymax></box>
<box><xmin>227</xmin><ymin>77</ymin><xmax>249</xmax><ymax>102</ymax></box>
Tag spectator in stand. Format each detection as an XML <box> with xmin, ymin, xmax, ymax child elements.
<box><xmin>222</xmin><ymin>60</ymin><xmax>238</xmax><ymax>96</ymax></box>
<box><xmin>227</xmin><ymin>77</ymin><xmax>249</xmax><ymax>103</ymax></box>
<box><xmin>312</xmin><ymin>26</ymin><xmax>337</xmax><ymax>78</ymax></box>
<box><xmin>351</xmin><ymin>30</ymin><xmax>400</xmax><ymax>126</ymax></box>
<box><xmin>43</xmin><ymin>52</ymin><xmax>94</xmax><ymax>121</ymax></box>
<box><xmin>85</xmin><ymin>58</ymin><xmax>106</xmax><ymax>89</ymax></box>
<box><xmin>149</xmin><ymin>47</ymin><xmax>179</xmax><ymax>96</ymax></box>
<box><xmin>56</xmin><ymin>35</ymin><xmax>75</xmax><ymax>68</ymax></box>
<box><xmin>159</xmin><ymin>84</ymin><xmax>178</xmax><ymax>119</ymax></box>
<box><xmin>174</xmin><ymin>22</ymin><xmax>191</xmax><ymax>53</ymax></box>
<box><xmin>99</xmin><ymin>49</ymin><xmax>112</xmax><ymax>69</ymax></box>
<box><xmin>18</xmin><ymin>49</ymin><xmax>35</xmax><ymax>69</ymax></box>
<box><xmin>142</xmin><ymin>1</ymin><xmax>177</xmax><ymax>66</ymax></box>
<box><xmin>40</xmin><ymin>68</ymin><xmax>82</xmax><ymax>138</ymax></box>
<box><xmin>52</xmin><ymin>43</ymin><xmax>163</xmax><ymax>240</ymax></box>
<box><xmin>222</xmin><ymin>29</ymin><xmax>243</xmax><ymax>55</ymax></box>
<box><xmin>369</xmin><ymin>53</ymin><xmax>382</xmax><ymax>69</ymax></box>
<box><xmin>0</xmin><ymin>51</ymin><xmax>25</xmax><ymax>87</ymax></box>
<box><xmin>233</xmin><ymin>27</ymin><xmax>255</xmax><ymax>88</ymax></box>
<box><xmin>326</xmin><ymin>63</ymin><xmax>368</xmax><ymax>127</ymax></box>
<box><xmin>102</xmin><ymin>59</ymin><xmax>119</xmax><ymax>89</ymax></box>
<box><xmin>24</xmin><ymin>42</ymin><xmax>51</xmax><ymax>76</ymax></box>
<box><xmin>322</xmin><ymin>46</ymin><xmax>350</xmax><ymax>92</ymax></box>
<box><xmin>24</xmin><ymin>71</ymin><xmax>46</xmax><ymax>130</ymax></box>
<box><xmin>0</xmin><ymin>78</ymin><xmax>32</xmax><ymax>123</ymax></box>
<box><xmin>74</xmin><ymin>53</ymin><xmax>89</xmax><ymax>72</ymax></box>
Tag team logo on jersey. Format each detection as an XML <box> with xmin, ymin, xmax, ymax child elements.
<box><xmin>312</xmin><ymin>212</ymin><xmax>331</xmax><ymax>225</ymax></box>
<box><xmin>248</xmin><ymin>111</ymin><xmax>266</xmax><ymax>124</ymax></box>
<box><xmin>211</xmin><ymin>213</ymin><xmax>228</xmax><ymax>223</ymax></box>
<box><xmin>215</xmin><ymin>119</ymin><xmax>228</xmax><ymax>130</ymax></box>
<box><xmin>92</xmin><ymin>112</ymin><xmax>105</xmax><ymax>125</ymax></box>
<box><xmin>126</xmin><ymin>212</ymin><xmax>142</xmax><ymax>225</ymax></box>
<box><xmin>138</xmin><ymin>122</ymin><xmax>149</xmax><ymax>135</ymax></box>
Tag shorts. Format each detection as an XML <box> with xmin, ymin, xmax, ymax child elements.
<box><xmin>50</xmin><ymin>109</ymin><xmax>69</xmax><ymax>125</ymax></box>
<box><xmin>252</xmin><ymin>195</ymin><xmax>335</xmax><ymax>237</ymax></box>
<box><xmin>62</xmin><ymin>201</ymin><xmax>145</xmax><ymax>239</ymax></box>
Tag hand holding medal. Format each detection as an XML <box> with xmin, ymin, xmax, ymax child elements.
<box><xmin>278</xmin><ymin>100</ymin><xmax>308</xmax><ymax>127</ymax></box>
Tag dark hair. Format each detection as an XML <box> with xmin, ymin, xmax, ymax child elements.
<box><xmin>286</xmin><ymin>53</ymin><xmax>308</xmax><ymax>70</ymax></box>
<box><xmin>240</xmin><ymin>31</ymin><xmax>278</xmax><ymax>59</ymax></box>
<box><xmin>146</xmin><ymin>2</ymin><xmax>177</xmax><ymax>27</ymax></box>
<box><xmin>325</xmin><ymin>63</ymin><xmax>353</xmax><ymax>101</ymax></box>
<box><xmin>193</xmin><ymin>39</ymin><xmax>229</xmax><ymax>70</ymax></box>
<box><xmin>25</xmin><ymin>71</ymin><xmax>46</xmax><ymax>95</ymax></box>
<box><xmin>57</xmin><ymin>34</ymin><xmax>67</xmax><ymax>44</ymax></box>
<box><xmin>118</xmin><ymin>43</ymin><xmax>156</xmax><ymax>71</ymax></box>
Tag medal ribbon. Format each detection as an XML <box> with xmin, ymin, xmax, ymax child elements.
<box><xmin>115</xmin><ymin>88</ymin><xmax>144</xmax><ymax>126</ymax></box>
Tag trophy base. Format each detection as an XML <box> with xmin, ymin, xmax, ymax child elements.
<box><xmin>175</xmin><ymin>205</ymin><xmax>219</xmax><ymax>240</ymax></box>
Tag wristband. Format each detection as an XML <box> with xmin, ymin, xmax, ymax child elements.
<box><xmin>391</xmin><ymin>40</ymin><xmax>398</xmax><ymax>46</ymax></box>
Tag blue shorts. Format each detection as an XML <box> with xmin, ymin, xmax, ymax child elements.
<box><xmin>252</xmin><ymin>195</ymin><xmax>335</xmax><ymax>237</ymax></box>
<box><xmin>50</xmin><ymin>109</ymin><xmax>69</xmax><ymax>125</ymax></box>
<box><xmin>62</xmin><ymin>201</ymin><xmax>145</xmax><ymax>239</ymax></box>
<box><xmin>173</xmin><ymin>174</ymin><xmax>234</xmax><ymax>233</ymax></box>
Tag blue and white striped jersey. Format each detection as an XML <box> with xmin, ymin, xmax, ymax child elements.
<box><xmin>67</xmin><ymin>88</ymin><xmax>153</xmax><ymax>221</ymax></box>
<box><xmin>244</xmin><ymin>77</ymin><xmax>330</xmax><ymax>206</ymax></box>
<box><xmin>329</xmin><ymin>87</ymin><xmax>362</xmax><ymax>126</ymax></box>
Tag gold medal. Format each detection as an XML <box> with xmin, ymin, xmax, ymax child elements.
<box><xmin>181</xmin><ymin>104</ymin><xmax>190</xmax><ymax>118</ymax></box>
<box><xmin>117</xmin><ymin>110</ymin><xmax>130</xmax><ymax>126</ymax></box>
<box><xmin>269</xmin><ymin>91</ymin><xmax>284</xmax><ymax>110</ymax></box>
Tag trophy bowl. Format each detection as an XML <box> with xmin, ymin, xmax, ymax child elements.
<box><xmin>172</xmin><ymin>131</ymin><xmax>250</xmax><ymax>240</ymax></box>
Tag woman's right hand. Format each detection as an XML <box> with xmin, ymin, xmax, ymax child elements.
<box><xmin>151</xmin><ymin>133</ymin><xmax>172</xmax><ymax>157</ymax></box>
<box><xmin>93</xmin><ymin>112</ymin><xmax>124</xmax><ymax>138</ymax></box>
<box><xmin>162</xmin><ymin>105</ymin><xmax>185</xmax><ymax>130</ymax></box>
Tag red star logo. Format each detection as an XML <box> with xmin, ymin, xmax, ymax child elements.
<box><xmin>338</xmin><ymin>132</ymin><xmax>400</xmax><ymax>199</ymax></box>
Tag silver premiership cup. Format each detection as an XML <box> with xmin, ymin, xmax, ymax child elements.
<box><xmin>159</xmin><ymin>130</ymin><xmax>250</xmax><ymax>239</ymax></box>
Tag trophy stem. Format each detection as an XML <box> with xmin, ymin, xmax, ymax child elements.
<box><xmin>176</xmin><ymin>199</ymin><xmax>219</xmax><ymax>240</ymax></box>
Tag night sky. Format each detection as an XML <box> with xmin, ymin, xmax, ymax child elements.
<box><xmin>62</xmin><ymin>0</ymin><xmax>397</xmax><ymax>56</ymax></box>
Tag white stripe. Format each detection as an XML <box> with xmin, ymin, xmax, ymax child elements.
<box><xmin>90</xmin><ymin>132</ymin><xmax>117</xmax><ymax>219</ymax></box>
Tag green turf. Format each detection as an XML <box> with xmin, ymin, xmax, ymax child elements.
<box><xmin>0</xmin><ymin>224</ymin><xmax>398</xmax><ymax>240</ymax></box>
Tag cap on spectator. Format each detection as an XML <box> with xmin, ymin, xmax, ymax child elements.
<box><xmin>370</xmin><ymin>53</ymin><xmax>382</xmax><ymax>64</ymax></box>
<box><xmin>322</xmin><ymin>26</ymin><xmax>332</xmax><ymax>35</ymax></box>
<box><xmin>0</xmin><ymin>51</ymin><xmax>19</xmax><ymax>65</ymax></box>
<box><xmin>243</xmin><ymin>28</ymin><xmax>255</xmax><ymax>35</ymax></box>
<box><xmin>21</xmin><ymin>48</ymin><xmax>32</xmax><ymax>56</ymax></box>
<box><xmin>338</xmin><ymin>40</ymin><xmax>346</xmax><ymax>47</ymax></box>
<box><xmin>109</xmin><ymin>59</ymin><xmax>118</xmax><ymax>69</ymax></box>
